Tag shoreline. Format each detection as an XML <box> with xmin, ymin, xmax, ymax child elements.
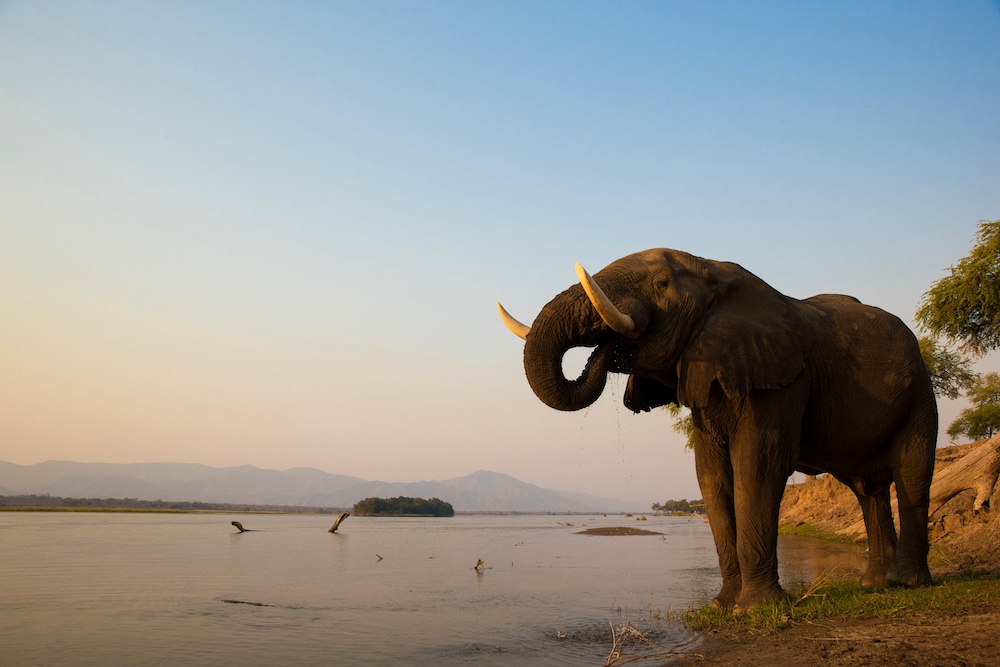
<box><xmin>668</xmin><ymin>572</ymin><xmax>1000</xmax><ymax>667</ymax></box>
<box><xmin>665</xmin><ymin>507</ymin><xmax>1000</xmax><ymax>667</ymax></box>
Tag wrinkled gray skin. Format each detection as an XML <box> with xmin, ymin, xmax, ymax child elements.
<box><xmin>517</xmin><ymin>249</ymin><xmax>936</xmax><ymax>611</ymax></box>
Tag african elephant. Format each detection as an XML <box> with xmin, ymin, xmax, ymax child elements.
<box><xmin>498</xmin><ymin>249</ymin><xmax>936</xmax><ymax>611</ymax></box>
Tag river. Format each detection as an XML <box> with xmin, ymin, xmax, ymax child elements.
<box><xmin>0</xmin><ymin>512</ymin><xmax>864</xmax><ymax>666</ymax></box>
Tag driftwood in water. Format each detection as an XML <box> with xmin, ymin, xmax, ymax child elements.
<box><xmin>231</xmin><ymin>521</ymin><xmax>253</xmax><ymax>533</ymax></box>
<box><xmin>328</xmin><ymin>512</ymin><xmax>350</xmax><ymax>533</ymax></box>
<box><xmin>929</xmin><ymin>435</ymin><xmax>1000</xmax><ymax>515</ymax></box>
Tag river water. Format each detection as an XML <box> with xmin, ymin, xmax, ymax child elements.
<box><xmin>0</xmin><ymin>512</ymin><xmax>864</xmax><ymax>666</ymax></box>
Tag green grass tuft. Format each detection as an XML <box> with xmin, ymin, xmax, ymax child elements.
<box><xmin>680</xmin><ymin>572</ymin><xmax>1000</xmax><ymax>636</ymax></box>
<box><xmin>778</xmin><ymin>521</ymin><xmax>861</xmax><ymax>545</ymax></box>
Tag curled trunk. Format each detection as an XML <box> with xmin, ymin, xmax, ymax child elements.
<box><xmin>522</xmin><ymin>286</ymin><xmax>616</xmax><ymax>412</ymax></box>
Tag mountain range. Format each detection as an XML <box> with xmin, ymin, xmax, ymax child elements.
<box><xmin>0</xmin><ymin>461</ymin><xmax>647</xmax><ymax>513</ymax></box>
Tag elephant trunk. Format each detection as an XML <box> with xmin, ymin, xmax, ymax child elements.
<box><xmin>522</xmin><ymin>286</ymin><xmax>616</xmax><ymax>412</ymax></box>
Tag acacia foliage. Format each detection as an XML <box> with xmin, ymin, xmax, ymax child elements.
<box><xmin>665</xmin><ymin>403</ymin><xmax>696</xmax><ymax>450</ymax></box>
<box><xmin>918</xmin><ymin>336</ymin><xmax>978</xmax><ymax>400</ymax></box>
<box><xmin>352</xmin><ymin>496</ymin><xmax>455</xmax><ymax>516</ymax></box>
<box><xmin>917</xmin><ymin>219</ymin><xmax>1000</xmax><ymax>355</ymax></box>
<box><xmin>946</xmin><ymin>372</ymin><xmax>1000</xmax><ymax>442</ymax></box>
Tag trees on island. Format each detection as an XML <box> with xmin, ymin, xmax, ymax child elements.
<box><xmin>352</xmin><ymin>496</ymin><xmax>455</xmax><ymax>517</ymax></box>
<box><xmin>651</xmin><ymin>499</ymin><xmax>704</xmax><ymax>514</ymax></box>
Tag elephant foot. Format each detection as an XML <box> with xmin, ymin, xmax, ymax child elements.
<box><xmin>712</xmin><ymin>580</ymin><xmax>742</xmax><ymax>611</ymax></box>
<box><xmin>860</xmin><ymin>571</ymin><xmax>889</xmax><ymax>588</ymax></box>
<box><xmin>734</xmin><ymin>585</ymin><xmax>786</xmax><ymax>613</ymax></box>
<box><xmin>886</xmin><ymin>561</ymin><xmax>932</xmax><ymax>588</ymax></box>
<box><xmin>860</xmin><ymin>559</ymin><xmax>891</xmax><ymax>588</ymax></box>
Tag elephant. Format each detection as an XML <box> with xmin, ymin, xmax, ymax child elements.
<box><xmin>498</xmin><ymin>248</ymin><xmax>937</xmax><ymax>611</ymax></box>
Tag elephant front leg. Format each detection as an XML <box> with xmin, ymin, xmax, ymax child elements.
<box><xmin>730</xmin><ymin>467</ymin><xmax>787</xmax><ymax>611</ymax></box>
<box><xmin>728</xmin><ymin>393</ymin><xmax>806</xmax><ymax>611</ymax></box>
<box><xmin>694</xmin><ymin>432</ymin><xmax>741</xmax><ymax>609</ymax></box>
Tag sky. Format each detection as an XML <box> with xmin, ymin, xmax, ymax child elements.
<box><xmin>1</xmin><ymin>1</ymin><xmax>998</xmax><ymax>505</ymax></box>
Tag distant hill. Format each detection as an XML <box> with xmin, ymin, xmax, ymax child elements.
<box><xmin>0</xmin><ymin>461</ymin><xmax>644</xmax><ymax>513</ymax></box>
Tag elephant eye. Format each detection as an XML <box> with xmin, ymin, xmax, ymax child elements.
<box><xmin>655</xmin><ymin>277</ymin><xmax>670</xmax><ymax>290</ymax></box>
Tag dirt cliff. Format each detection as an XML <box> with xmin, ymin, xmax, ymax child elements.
<box><xmin>667</xmin><ymin>445</ymin><xmax>1000</xmax><ymax>667</ymax></box>
<box><xmin>779</xmin><ymin>440</ymin><xmax>1000</xmax><ymax>574</ymax></box>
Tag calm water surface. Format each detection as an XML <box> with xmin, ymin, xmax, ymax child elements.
<box><xmin>0</xmin><ymin>513</ymin><xmax>863</xmax><ymax>666</ymax></box>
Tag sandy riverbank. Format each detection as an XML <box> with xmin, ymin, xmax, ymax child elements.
<box><xmin>669</xmin><ymin>443</ymin><xmax>1000</xmax><ymax>666</ymax></box>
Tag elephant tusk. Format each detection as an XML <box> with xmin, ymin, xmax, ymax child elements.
<box><xmin>497</xmin><ymin>302</ymin><xmax>530</xmax><ymax>340</ymax></box>
<box><xmin>575</xmin><ymin>263</ymin><xmax>635</xmax><ymax>335</ymax></box>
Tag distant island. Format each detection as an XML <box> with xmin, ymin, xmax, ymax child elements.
<box><xmin>0</xmin><ymin>494</ymin><xmax>346</xmax><ymax>514</ymax></box>
<box><xmin>353</xmin><ymin>496</ymin><xmax>454</xmax><ymax>517</ymax></box>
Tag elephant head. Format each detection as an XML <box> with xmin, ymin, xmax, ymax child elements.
<box><xmin>498</xmin><ymin>249</ymin><xmax>814</xmax><ymax>412</ymax></box>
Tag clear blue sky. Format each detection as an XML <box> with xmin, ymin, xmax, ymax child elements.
<box><xmin>2</xmin><ymin>0</ymin><xmax>998</xmax><ymax>504</ymax></box>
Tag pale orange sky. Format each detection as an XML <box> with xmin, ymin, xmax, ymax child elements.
<box><xmin>2</xmin><ymin>1</ymin><xmax>998</xmax><ymax>504</ymax></box>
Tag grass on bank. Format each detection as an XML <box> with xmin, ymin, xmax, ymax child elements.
<box><xmin>605</xmin><ymin>573</ymin><xmax>1000</xmax><ymax>665</ymax></box>
<box><xmin>680</xmin><ymin>571</ymin><xmax>1000</xmax><ymax>636</ymax></box>
<box><xmin>778</xmin><ymin>521</ymin><xmax>861</xmax><ymax>545</ymax></box>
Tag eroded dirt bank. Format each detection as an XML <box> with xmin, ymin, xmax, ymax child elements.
<box><xmin>667</xmin><ymin>442</ymin><xmax>1000</xmax><ymax>667</ymax></box>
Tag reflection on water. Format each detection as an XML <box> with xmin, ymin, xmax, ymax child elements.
<box><xmin>778</xmin><ymin>532</ymin><xmax>866</xmax><ymax>585</ymax></box>
<box><xmin>0</xmin><ymin>513</ymin><xmax>862</xmax><ymax>666</ymax></box>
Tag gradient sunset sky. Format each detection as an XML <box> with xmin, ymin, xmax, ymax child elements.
<box><xmin>2</xmin><ymin>0</ymin><xmax>998</xmax><ymax>504</ymax></box>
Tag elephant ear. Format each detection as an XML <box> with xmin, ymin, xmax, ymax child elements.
<box><xmin>624</xmin><ymin>375</ymin><xmax>678</xmax><ymax>413</ymax></box>
<box><xmin>677</xmin><ymin>273</ymin><xmax>813</xmax><ymax>408</ymax></box>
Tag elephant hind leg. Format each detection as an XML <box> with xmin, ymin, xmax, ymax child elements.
<box><xmin>886</xmin><ymin>401</ymin><xmax>936</xmax><ymax>588</ymax></box>
<box><xmin>860</xmin><ymin>491</ymin><xmax>897</xmax><ymax>588</ymax></box>
<box><xmin>836</xmin><ymin>473</ymin><xmax>896</xmax><ymax>588</ymax></box>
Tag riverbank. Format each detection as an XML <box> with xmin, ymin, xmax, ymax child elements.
<box><xmin>668</xmin><ymin>444</ymin><xmax>1000</xmax><ymax>666</ymax></box>
<box><xmin>778</xmin><ymin>457</ymin><xmax>1000</xmax><ymax>575</ymax></box>
<box><xmin>666</xmin><ymin>568</ymin><xmax>1000</xmax><ymax>667</ymax></box>
<box><xmin>669</xmin><ymin>587</ymin><xmax>1000</xmax><ymax>667</ymax></box>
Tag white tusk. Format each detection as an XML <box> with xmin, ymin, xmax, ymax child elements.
<box><xmin>497</xmin><ymin>302</ymin><xmax>530</xmax><ymax>340</ymax></box>
<box><xmin>575</xmin><ymin>263</ymin><xmax>635</xmax><ymax>335</ymax></box>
